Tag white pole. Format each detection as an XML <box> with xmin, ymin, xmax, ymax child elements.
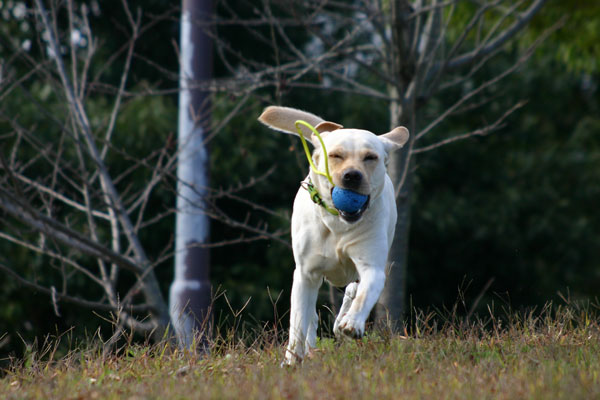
<box><xmin>169</xmin><ymin>0</ymin><xmax>213</xmax><ymax>349</ymax></box>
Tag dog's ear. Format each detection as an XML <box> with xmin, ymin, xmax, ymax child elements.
<box><xmin>258</xmin><ymin>106</ymin><xmax>326</xmax><ymax>145</ymax></box>
<box><xmin>309</xmin><ymin>122</ymin><xmax>343</xmax><ymax>149</ymax></box>
<box><xmin>379</xmin><ymin>126</ymin><xmax>409</xmax><ymax>153</ymax></box>
<box><xmin>315</xmin><ymin>121</ymin><xmax>343</xmax><ymax>133</ymax></box>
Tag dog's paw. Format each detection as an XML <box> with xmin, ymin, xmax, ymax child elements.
<box><xmin>281</xmin><ymin>348</ymin><xmax>302</xmax><ymax>367</ymax></box>
<box><xmin>333</xmin><ymin>314</ymin><xmax>345</xmax><ymax>338</ymax></box>
<box><xmin>336</xmin><ymin>315</ymin><xmax>365</xmax><ymax>339</ymax></box>
<box><xmin>281</xmin><ymin>358</ymin><xmax>297</xmax><ymax>368</ymax></box>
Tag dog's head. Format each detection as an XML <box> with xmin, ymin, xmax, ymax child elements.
<box><xmin>258</xmin><ymin>106</ymin><xmax>409</xmax><ymax>222</ymax></box>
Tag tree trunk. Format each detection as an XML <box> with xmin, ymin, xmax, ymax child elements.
<box><xmin>375</xmin><ymin>0</ymin><xmax>417</xmax><ymax>331</ymax></box>
<box><xmin>376</xmin><ymin>93</ymin><xmax>416</xmax><ymax>331</ymax></box>
<box><xmin>169</xmin><ymin>0</ymin><xmax>213</xmax><ymax>348</ymax></box>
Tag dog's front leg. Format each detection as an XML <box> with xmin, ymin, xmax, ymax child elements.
<box><xmin>333</xmin><ymin>282</ymin><xmax>357</xmax><ymax>338</ymax></box>
<box><xmin>337</xmin><ymin>268</ymin><xmax>385</xmax><ymax>339</ymax></box>
<box><xmin>284</xmin><ymin>268</ymin><xmax>321</xmax><ymax>365</ymax></box>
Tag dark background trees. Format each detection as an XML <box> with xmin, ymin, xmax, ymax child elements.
<box><xmin>1</xmin><ymin>0</ymin><xmax>599</xmax><ymax>357</ymax></box>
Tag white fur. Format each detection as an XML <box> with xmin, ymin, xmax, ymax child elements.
<box><xmin>258</xmin><ymin>106</ymin><xmax>408</xmax><ymax>365</ymax></box>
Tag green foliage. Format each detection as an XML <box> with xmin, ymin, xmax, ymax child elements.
<box><xmin>445</xmin><ymin>1</ymin><xmax>599</xmax><ymax>73</ymax></box>
<box><xmin>410</xmin><ymin>50</ymin><xmax>600</xmax><ymax>310</ymax></box>
<box><xmin>528</xmin><ymin>1</ymin><xmax>600</xmax><ymax>73</ymax></box>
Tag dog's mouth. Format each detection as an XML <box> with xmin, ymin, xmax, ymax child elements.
<box><xmin>331</xmin><ymin>188</ymin><xmax>371</xmax><ymax>223</ymax></box>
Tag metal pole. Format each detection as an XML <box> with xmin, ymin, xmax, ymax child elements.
<box><xmin>169</xmin><ymin>0</ymin><xmax>213</xmax><ymax>349</ymax></box>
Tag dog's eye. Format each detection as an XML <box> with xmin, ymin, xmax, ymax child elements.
<box><xmin>329</xmin><ymin>153</ymin><xmax>343</xmax><ymax>160</ymax></box>
<box><xmin>364</xmin><ymin>154</ymin><xmax>378</xmax><ymax>161</ymax></box>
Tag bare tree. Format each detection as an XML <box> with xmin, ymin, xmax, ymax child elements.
<box><xmin>0</xmin><ymin>0</ymin><xmax>289</xmax><ymax>343</ymax></box>
<box><xmin>374</xmin><ymin>0</ymin><xmax>555</xmax><ymax>329</ymax></box>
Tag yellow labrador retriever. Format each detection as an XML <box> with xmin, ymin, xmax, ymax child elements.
<box><xmin>258</xmin><ymin>106</ymin><xmax>409</xmax><ymax>364</ymax></box>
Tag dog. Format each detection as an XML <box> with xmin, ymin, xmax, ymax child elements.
<box><xmin>258</xmin><ymin>106</ymin><xmax>409</xmax><ymax>364</ymax></box>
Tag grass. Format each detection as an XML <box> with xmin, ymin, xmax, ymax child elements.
<box><xmin>1</xmin><ymin>303</ymin><xmax>599</xmax><ymax>399</ymax></box>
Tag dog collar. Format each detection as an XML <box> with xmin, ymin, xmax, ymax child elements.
<box><xmin>301</xmin><ymin>179</ymin><xmax>339</xmax><ymax>216</ymax></box>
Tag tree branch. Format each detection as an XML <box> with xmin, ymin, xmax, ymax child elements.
<box><xmin>416</xmin><ymin>17</ymin><xmax>563</xmax><ymax>142</ymax></box>
<box><xmin>34</xmin><ymin>0</ymin><xmax>151</xmax><ymax>269</ymax></box>
<box><xmin>411</xmin><ymin>100</ymin><xmax>526</xmax><ymax>154</ymax></box>
<box><xmin>445</xmin><ymin>0</ymin><xmax>547</xmax><ymax>70</ymax></box>
<box><xmin>0</xmin><ymin>261</ymin><xmax>150</xmax><ymax>313</ymax></box>
<box><xmin>0</xmin><ymin>189</ymin><xmax>142</xmax><ymax>274</ymax></box>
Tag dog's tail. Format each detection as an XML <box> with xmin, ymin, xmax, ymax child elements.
<box><xmin>258</xmin><ymin>106</ymin><xmax>324</xmax><ymax>137</ymax></box>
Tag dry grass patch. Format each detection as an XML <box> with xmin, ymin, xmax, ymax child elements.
<box><xmin>1</xmin><ymin>303</ymin><xmax>599</xmax><ymax>399</ymax></box>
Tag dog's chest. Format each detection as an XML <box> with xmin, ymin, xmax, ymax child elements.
<box><xmin>299</xmin><ymin>229</ymin><xmax>359</xmax><ymax>287</ymax></box>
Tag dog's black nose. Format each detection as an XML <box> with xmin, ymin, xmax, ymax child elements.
<box><xmin>342</xmin><ymin>169</ymin><xmax>363</xmax><ymax>189</ymax></box>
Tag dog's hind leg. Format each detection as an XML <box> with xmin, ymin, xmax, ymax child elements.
<box><xmin>284</xmin><ymin>269</ymin><xmax>321</xmax><ymax>365</ymax></box>
<box><xmin>333</xmin><ymin>282</ymin><xmax>358</xmax><ymax>338</ymax></box>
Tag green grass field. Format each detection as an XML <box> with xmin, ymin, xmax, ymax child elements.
<box><xmin>2</xmin><ymin>304</ymin><xmax>599</xmax><ymax>399</ymax></box>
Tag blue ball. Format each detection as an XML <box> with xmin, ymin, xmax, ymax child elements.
<box><xmin>331</xmin><ymin>187</ymin><xmax>368</xmax><ymax>213</ymax></box>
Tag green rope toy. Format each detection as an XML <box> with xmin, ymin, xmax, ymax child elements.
<box><xmin>294</xmin><ymin>120</ymin><xmax>339</xmax><ymax>216</ymax></box>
